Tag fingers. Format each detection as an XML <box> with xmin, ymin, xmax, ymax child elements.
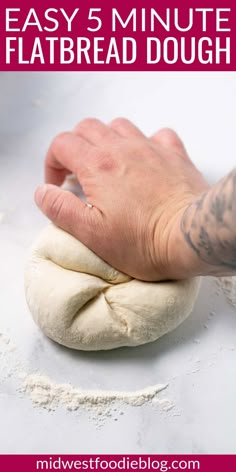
<box><xmin>74</xmin><ymin>117</ymin><xmax>145</xmax><ymax>142</ymax></box>
<box><xmin>34</xmin><ymin>184</ymin><xmax>100</xmax><ymax>247</ymax></box>
<box><xmin>109</xmin><ymin>118</ymin><xmax>145</xmax><ymax>138</ymax></box>
<box><xmin>74</xmin><ymin>117</ymin><xmax>144</xmax><ymax>142</ymax></box>
<box><xmin>73</xmin><ymin>118</ymin><xmax>117</xmax><ymax>144</ymax></box>
<box><xmin>151</xmin><ymin>128</ymin><xmax>187</xmax><ymax>155</ymax></box>
<box><xmin>45</xmin><ymin>132</ymin><xmax>93</xmax><ymax>185</ymax></box>
<box><xmin>45</xmin><ymin>118</ymin><xmax>145</xmax><ymax>187</ymax></box>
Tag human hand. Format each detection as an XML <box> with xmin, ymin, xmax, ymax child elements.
<box><xmin>35</xmin><ymin>119</ymin><xmax>209</xmax><ymax>281</ymax></box>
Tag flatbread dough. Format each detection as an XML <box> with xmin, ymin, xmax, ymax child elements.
<box><xmin>25</xmin><ymin>224</ymin><xmax>201</xmax><ymax>351</ymax></box>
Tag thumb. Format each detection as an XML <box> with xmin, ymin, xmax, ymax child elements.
<box><xmin>34</xmin><ymin>184</ymin><xmax>98</xmax><ymax>246</ymax></box>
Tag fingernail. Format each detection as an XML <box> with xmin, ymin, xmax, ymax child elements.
<box><xmin>35</xmin><ymin>185</ymin><xmax>48</xmax><ymax>208</ymax></box>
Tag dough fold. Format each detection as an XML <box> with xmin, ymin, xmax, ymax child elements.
<box><xmin>25</xmin><ymin>224</ymin><xmax>201</xmax><ymax>351</ymax></box>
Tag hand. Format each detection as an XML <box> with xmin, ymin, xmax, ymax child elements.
<box><xmin>35</xmin><ymin>119</ymin><xmax>209</xmax><ymax>281</ymax></box>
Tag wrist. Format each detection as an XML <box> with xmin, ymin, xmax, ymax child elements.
<box><xmin>168</xmin><ymin>202</ymin><xmax>226</xmax><ymax>280</ymax></box>
<box><xmin>166</xmin><ymin>195</ymin><xmax>216</xmax><ymax>280</ymax></box>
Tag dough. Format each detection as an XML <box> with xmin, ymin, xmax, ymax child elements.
<box><xmin>25</xmin><ymin>224</ymin><xmax>201</xmax><ymax>351</ymax></box>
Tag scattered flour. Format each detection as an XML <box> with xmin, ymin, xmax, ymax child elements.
<box><xmin>155</xmin><ymin>398</ymin><xmax>175</xmax><ymax>412</ymax></box>
<box><xmin>0</xmin><ymin>332</ymin><xmax>22</xmax><ymax>384</ymax></box>
<box><xmin>0</xmin><ymin>329</ymin><xmax>174</xmax><ymax>426</ymax></box>
<box><xmin>20</xmin><ymin>373</ymin><xmax>168</xmax><ymax>414</ymax></box>
<box><xmin>0</xmin><ymin>333</ymin><xmax>17</xmax><ymax>352</ymax></box>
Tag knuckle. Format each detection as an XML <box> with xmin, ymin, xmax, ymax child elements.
<box><xmin>153</xmin><ymin>128</ymin><xmax>183</xmax><ymax>151</ymax></box>
<box><xmin>110</xmin><ymin>117</ymin><xmax>129</xmax><ymax>128</ymax></box>
<box><xmin>158</xmin><ymin>127</ymin><xmax>176</xmax><ymax>139</ymax></box>
<box><xmin>50</xmin><ymin>131</ymin><xmax>71</xmax><ymax>154</ymax></box>
<box><xmin>75</xmin><ymin>117</ymin><xmax>100</xmax><ymax>131</ymax></box>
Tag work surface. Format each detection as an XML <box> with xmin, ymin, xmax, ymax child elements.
<box><xmin>0</xmin><ymin>72</ymin><xmax>236</xmax><ymax>454</ymax></box>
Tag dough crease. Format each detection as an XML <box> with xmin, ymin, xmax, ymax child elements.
<box><xmin>25</xmin><ymin>224</ymin><xmax>201</xmax><ymax>351</ymax></box>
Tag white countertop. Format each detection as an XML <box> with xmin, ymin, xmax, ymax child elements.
<box><xmin>0</xmin><ymin>72</ymin><xmax>236</xmax><ymax>454</ymax></box>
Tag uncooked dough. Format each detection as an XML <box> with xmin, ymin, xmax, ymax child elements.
<box><xmin>25</xmin><ymin>224</ymin><xmax>201</xmax><ymax>351</ymax></box>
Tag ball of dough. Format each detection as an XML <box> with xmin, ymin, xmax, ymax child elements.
<box><xmin>25</xmin><ymin>224</ymin><xmax>201</xmax><ymax>351</ymax></box>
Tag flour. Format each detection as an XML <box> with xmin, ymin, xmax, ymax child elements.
<box><xmin>0</xmin><ymin>332</ymin><xmax>21</xmax><ymax>384</ymax></box>
<box><xmin>0</xmin><ymin>333</ymin><xmax>16</xmax><ymax>352</ymax></box>
<box><xmin>0</xmin><ymin>329</ymin><xmax>174</xmax><ymax>427</ymax></box>
<box><xmin>20</xmin><ymin>373</ymin><xmax>169</xmax><ymax>414</ymax></box>
<box><xmin>156</xmin><ymin>398</ymin><xmax>175</xmax><ymax>412</ymax></box>
<box><xmin>219</xmin><ymin>277</ymin><xmax>236</xmax><ymax>309</ymax></box>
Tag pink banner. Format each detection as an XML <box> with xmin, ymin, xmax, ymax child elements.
<box><xmin>0</xmin><ymin>455</ymin><xmax>236</xmax><ymax>471</ymax></box>
<box><xmin>0</xmin><ymin>0</ymin><xmax>235</xmax><ymax>71</ymax></box>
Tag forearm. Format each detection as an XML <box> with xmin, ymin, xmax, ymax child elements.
<box><xmin>171</xmin><ymin>168</ymin><xmax>236</xmax><ymax>279</ymax></box>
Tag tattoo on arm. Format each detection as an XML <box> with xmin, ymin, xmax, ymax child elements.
<box><xmin>181</xmin><ymin>168</ymin><xmax>236</xmax><ymax>270</ymax></box>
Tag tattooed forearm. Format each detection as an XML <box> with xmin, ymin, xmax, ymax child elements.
<box><xmin>181</xmin><ymin>168</ymin><xmax>236</xmax><ymax>270</ymax></box>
